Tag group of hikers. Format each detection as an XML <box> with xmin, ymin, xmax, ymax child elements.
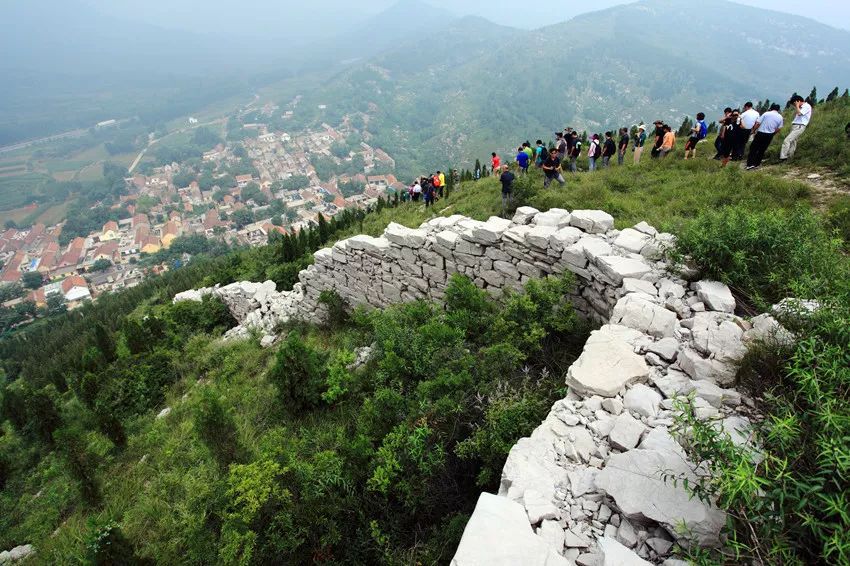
<box><xmin>487</xmin><ymin>94</ymin><xmax>814</xmax><ymax>197</ymax></box>
<box><xmin>400</xmin><ymin>93</ymin><xmax>814</xmax><ymax>212</ymax></box>
<box><xmin>403</xmin><ymin>171</ymin><xmax>448</xmax><ymax>208</ymax></box>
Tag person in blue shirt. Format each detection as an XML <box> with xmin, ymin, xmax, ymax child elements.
<box><xmin>684</xmin><ymin>112</ymin><xmax>708</xmax><ymax>160</ymax></box>
<box><xmin>516</xmin><ymin>146</ymin><xmax>530</xmax><ymax>174</ymax></box>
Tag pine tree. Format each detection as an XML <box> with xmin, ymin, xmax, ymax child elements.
<box><xmin>842</xmin><ymin>88</ymin><xmax>850</xmax><ymax>99</ymax></box>
<box><xmin>707</xmin><ymin>121</ymin><xmax>718</xmax><ymax>134</ymax></box>
<box><xmin>54</xmin><ymin>424</ymin><xmax>100</xmax><ymax>505</ymax></box>
<box><xmin>826</xmin><ymin>87</ymin><xmax>840</xmax><ymax>102</ymax></box>
<box><xmin>316</xmin><ymin>214</ymin><xmax>329</xmax><ymax>244</ymax></box>
<box><xmin>677</xmin><ymin>117</ymin><xmax>693</xmax><ymax>137</ymax></box>
<box><xmin>93</xmin><ymin>323</ymin><xmax>116</xmax><ymax>364</ymax></box>
<box><xmin>806</xmin><ymin>86</ymin><xmax>817</xmax><ymax>105</ymax></box>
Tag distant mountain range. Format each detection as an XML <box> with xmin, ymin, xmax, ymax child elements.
<box><xmin>290</xmin><ymin>0</ymin><xmax>850</xmax><ymax>175</ymax></box>
<box><xmin>2</xmin><ymin>0</ymin><xmax>849</xmax><ymax>167</ymax></box>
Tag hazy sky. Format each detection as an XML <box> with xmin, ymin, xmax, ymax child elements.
<box><xmin>83</xmin><ymin>0</ymin><xmax>850</xmax><ymax>34</ymax></box>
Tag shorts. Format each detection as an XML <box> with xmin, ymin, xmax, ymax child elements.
<box><xmin>684</xmin><ymin>137</ymin><xmax>699</xmax><ymax>151</ymax></box>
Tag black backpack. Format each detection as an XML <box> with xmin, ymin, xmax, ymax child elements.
<box><xmin>592</xmin><ymin>141</ymin><xmax>602</xmax><ymax>159</ymax></box>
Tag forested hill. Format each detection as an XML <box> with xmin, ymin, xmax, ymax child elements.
<box><xmin>1</xmin><ymin>96</ymin><xmax>849</xmax><ymax>563</ymax></box>
<box><xmin>289</xmin><ymin>0</ymin><xmax>850</xmax><ymax>175</ymax></box>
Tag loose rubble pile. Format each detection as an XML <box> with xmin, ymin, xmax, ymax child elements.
<box><xmin>173</xmin><ymin>207</ymin><xmax>791</xmax><ymax>565</ymax></box>
<box><xmin>0</xmin><ymin>545</ymin><xmax>34</xmax><ymax>564</ymax></box>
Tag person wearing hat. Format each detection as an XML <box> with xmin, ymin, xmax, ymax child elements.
<box><xmin>634</xmin><ymin>124</ymin><xmax>647</xmax><ymax>164</ymax></box>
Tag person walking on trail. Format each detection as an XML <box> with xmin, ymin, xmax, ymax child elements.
<box><xmin>747</xmin><ymin>103</ymin><xmax>784</xmax><ymax>170</ymax></box>
<box><xmin>522</xmin><ymin>142</ymin><xmax>534</xmax><ymax>163</ymax></box>
<box><xmin>634</xmin><ymin>124</ymin><xmax>647</xmax><ymax>164</ymax></box>
<box><xmin>423</xmin><ymin>177</ymin><xmax>436</xmax><ymax>208</ymax></box>
<box><xmin>650</xmin><ymin>121</ymin><xmax>665</xmax><ymax>158</ymax></box>
<box><xmin>736</xmin><ymin>102</ymin><xmax>760</xmax><ymax>160</ymax></box>
<box><xmin>618</xmin><ymin>128</ymin><xmax>629</xmax><ymax>165</ymax></box>
<box><xmin>534</xmin><ymin>140</ymin><xmax>547</xmax><ymax>167</ymax></box>
<box><xmin>568</xmin><ymin>132</ymin><xmax>582</xmax><ymax>172</ymax></box>
<box><xmin>412</xmin><ymin>179</ymin><xmax>422</xmax><ymax>201</ymax></box>
<box><xmin>659</xmin><ymin>125</ymin><xmax>675</xmax><ymax>158</ymax></box>
<box><xmin>516</xmin><ymin>146</ymin><xmax>530</xmax><ymax>174</ymax></box>
<box><xmin>556</xmin><ymin>133</ymin><xmax>568</xmax><ymax>161</ymax></box>
<box><xmin>684</xmin><ymin>112</ymin><xmax>708</xmax><ymax>159</ymax></box>
<box><xmin>474</xmin><ymin>163</ymin><xmax>481</xmax><ymax>181</ymax></box>
<box><xmin>438</xmin><ymin>171</ymin><xmax>446</xmax><ymax>194</ymax></box>
<box><xmin>713</xmin><ymin>107</ymin><xmax>733</xmax><ymax>159</ymax></box>
<box><xmin>543</xmin><ymin>148</ymin><xmax>566</xmax><ymax>187</ymax></box>
<box><xmin>602</xmin><ymin>132</ymin><xmax>616</xmax><ymax>168</ymax></box>
<box><xmin>587</xmin><ymin>134</ymin><xmax>602</xmax><ymax>171</ymax></box>
<box><xmin>432</xmin><ymin>172</ymin><xmax>443</xmax><ymax>198</ymax></box>
<box><xmin>499</xmin><ymin>164</ymin><xmax>516</xmax><ymax>215</ymax></box>
<box><xmin>491</xmin><ymin>153</ymin><xmax>501</xmax><ymax>176</ymax></box>
<box><xmin>780</xmin><ymin>94</ymin><xmax>812</xmax><ymax>161</ymax></box>
<box><xmin>718</xmin><ymin>110</ymin><xmax>741</xmax><ymax>167</ymax></box>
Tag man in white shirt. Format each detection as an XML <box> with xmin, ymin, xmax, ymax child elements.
<box><xmin>780</xmin><ymin>94</ymin><xmax>813</xmax><ymax>161</ymax></box>
<box><xmin>746</xmin><ymin>104</ymin><xmax>784</xmax><ymax>169</ymax></box>
<box><xmin>734</xmin><ymin>101</ymin><xmax>760</xmax><ymax>160</ymax></box>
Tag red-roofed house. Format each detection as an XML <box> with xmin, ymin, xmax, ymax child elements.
<box><xmin>101</xmin><ymin>221</ymin><xmax>120</xmax><ymax>241</ymax></box>
<box><xmin>61</xmin><ymin>276</ymin><xmax>91</xmax><ymax>303</ymax></box>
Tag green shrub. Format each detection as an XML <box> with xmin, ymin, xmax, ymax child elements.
<box><xmin>318</xmin><ymin>290</ymin><xmax>349</xmax><ymax>328</ymax></box>
<box><xmin>86</xmin><ymin>520</ymin><xmax>146</xmax><ymax>565</ymax></box>
<box><xmin>673</xmin><ymin>206</ymin><xmax>847</xmax><ymax>309</ymax></box>
<box><xmin>267</xmin><ymin>333</ymin><xmax>328</xmax><ymax>411</ymax></box>
<box><xmin>192</xmin><ymin>387</ymin><xmax>244</xmax><ymax>469</ymax></box>
<box><xmin>826</xmin><ymin>195</ymin><xmax>850</xmax><ymax>249</ymax></box>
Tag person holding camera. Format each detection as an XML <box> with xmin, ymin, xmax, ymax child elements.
<box><xmin>780</xmin><ymin>94</ymin><xmax>812</xmax><ymax>161</ymax></box>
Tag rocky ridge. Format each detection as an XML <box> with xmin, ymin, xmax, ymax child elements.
<box><xmin>174</xmin><ymin>207</ymin><xmax>791</xmax><ymax>564</ymax></box>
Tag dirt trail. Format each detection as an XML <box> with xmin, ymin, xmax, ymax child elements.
<box><xmin>780</xmin><ymin>167</ymin><xmax>850</xmax><ymax>209</ymax></box>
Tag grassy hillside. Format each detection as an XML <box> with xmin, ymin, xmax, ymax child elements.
<box><xmin>1</xmin><ymin>99</ymin><xmax>849</xmax><ymax>564</ymax></box>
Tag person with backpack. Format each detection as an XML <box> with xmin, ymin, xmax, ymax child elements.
<box><xmin>684</xmin><ymin>112</ymin><xmax>708</xmax><ymax>159</ymax></box>
<box><xmin>587</xmin><ymin>134</ymin><xmax>602</xmax><ymax>171</ymax></box>
<box><xmin>516</xmin><ymin>146</ymin><xmax>530</xmax><ymax>174</ymax></box>
<box><xmin>569</xmin><ymin>131</ymin><xmax>582</xmax><ymax>172</ymax></box>
<box><xmin>659</xmin><ymin>125</ymin><xmax>675</xmax><ymax>158</ymax></box>
<box><xmin>432</xmin><ymin>172</ymin><xmax>443</xmax><ymax>198</ymax></box>
<box><xmin>412</xmin><ymin>179</ymin><xmax>422</xmax><ymax>202</ymax></box>
<box><xmin>618</xmin><ymin>127</ymin><xmax>629</xmax><ymax>165</ymax></box>
<box><xmin>602</xmin><ymin>132</ymin><xmax>616</xmax><ymax>168</ymax></box>
<box><xmin>542</xmin><ymin>148</ymin><xmax>566</xmax><ymax>187</ymax></box>
<box><xmin>534</xmin><ymin>140</ymin><xmax>547</xmax><ymax>168</ymax></box>
<box><xmin>634</xmin><ymin>124</ymin><xmax>647</xmax><ymax>164</ymax></box>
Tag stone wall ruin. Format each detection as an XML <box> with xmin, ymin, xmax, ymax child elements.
<box><xmin>175</xmin><ymin>207</ymin><xmax>790</xmax><ymax>565</ymax></box>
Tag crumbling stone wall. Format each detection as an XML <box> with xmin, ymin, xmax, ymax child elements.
<box><xmin>176</xmin><ymin>208</ymin><xmax>788</xmax><ymax>565</ymax></box>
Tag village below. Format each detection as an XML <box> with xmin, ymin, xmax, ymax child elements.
<box><xmin>0</xmin><ymin>98</ymin><xmax>403</xmax><ymax>330</ymax></box>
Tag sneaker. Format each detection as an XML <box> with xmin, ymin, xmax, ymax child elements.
<box><xmin>745</xmin><ymin>165</ymin><xmax>757</xmax><ymax>170</ymax></box>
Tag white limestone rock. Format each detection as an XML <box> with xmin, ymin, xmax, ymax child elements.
<box><xmin>601</xmin><ymin>398</ymin><xmax>624</xmax><ymax>416</ymax></box>
<box><xmin>565</xmin><ymin>325</ymin><xmax>650</xmax><ymax>397</ymax></box>
<box><xmin>512</xmin><ymin>206</ymin><xmax>540</xmax><ymax>225</ymax></box>
<box><xmin>598</xmin><ymin>537</ymin><xmax>652</xmax><ymax>566</ymax></box>
<box><xmin>0</xmin><ymin>545</ymin><xmax>35</xmax><ymax>564</ymax></box>
<box><xmin>596</xmin><ymin>449</ymin><xmax>726</xmax><ymax>546</ymax></box>
<box><xmin>384</xmin><ymin>222</ymin><xmax>428</xmax><ymax>247</ymax></box>
<box><xmin>471</xmin><ymin>217</ymin><xmax>513</xmax><ymax>245</ymax></box>
<box><xmin>633</xmin><ymin>222</ymin><xmax>658</xmax><ymax>237</ymax></box>
<box><xmin>570</xmin><ymin>210</ymin><xmax>615</xmax><ymax>234</ymax></box>
<box><xmin>451</xmin><ymin>493</ymin><xmax>572</xmax><ymax>566</ymax></box>
<box><xmin>596</xmin><ymin>256</ymin><xmax>652</xmax><ymax>286</ymax></box>
<box><xmin>693</xmin><ymin>281</ymin><xmax>735</xmax><ymax>313</ymax></box>
<box><xmin>549</xmin><ymin>227</ymin><xmax>584</xmax><ymax>251</ymax></box>
<box><xmin>538</xmin><ymin>520</ymin><xmax>567</xmax><ymax>553</ymax></box>
<box><xmin>533</xmin><ymin>209</ymin><xmax>573</xmax><ymax>229</ymax></box>
<box><xmin>623</xmin><ymin>384</ymin><xmax>662</xmax><ymax>418</ymax></box>
<box><xmin>647</xmin><ymin>338</ymin><xmax>679</xmax><ymax>362</ymax></box>
<box><xmin>690</xmin><ymin>312</ymin><xmax>747</xmax><ymax>363</ymax></box>
<box><xmin>527</xmin><ymin>225</ymin><xmax>559</xmax><ymax>249</ymax></box>
<box><xmin>744</xmin><ymin>314</ymin><xmax>795</xmax><ymax>347</ymax></box>
<box><xmin>156</xmin><ymin>407</ymin><xmax>171</xmax><ymax>420</ymax></box>
<box><xmin>621</xmin><ymin>278</ymin><xmax>658</xmax><ymax>297</ymax></box>
<box><xmin>613</xmin><ymin>229</ymin><xmax>652</xmax><ymax>254</ymax></box>
<box><xmin>610</xmin><ymin>295</ymin><xmax>677</xmax><ymax>338</ymax></box>
<box><xmin>678</xmin><ymin>347</ymin><xmax>738</xmax><ymax>387</ymax></box>
<box><xmin>500</xmin><ymin>437</ymin><xmax>570</xmax><ymax>503</ymax></box>
<box><xmin>608</xmin><ymin>412</ymin><xmax>647</xmax><ymax>450</ymax></box>
<box><xmin>524</xmin><ymin>488</ymin><xmax>560</xmax><ymax>524</ymax></box>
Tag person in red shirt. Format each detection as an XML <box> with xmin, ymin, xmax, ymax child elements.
<box><xmin>491</xmin><ymin>152</ymin><xmax>501</xmax><ymax>176</ymax></box>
